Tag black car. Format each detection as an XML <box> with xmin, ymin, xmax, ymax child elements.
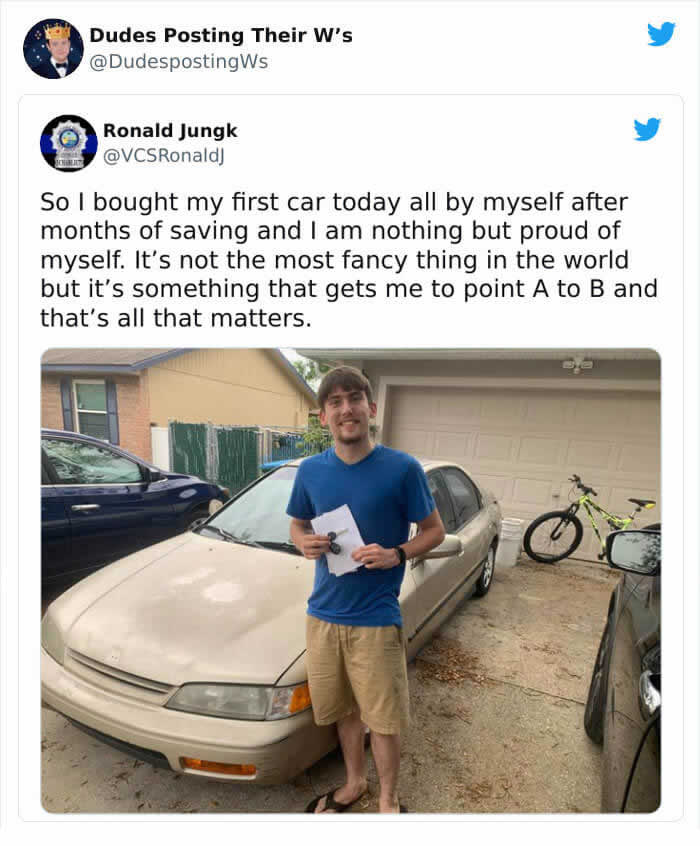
<box><xmin>584</xmin><ymin>529</ymin><xmax>661</xmax><ymax>812</ymax></box>
<box><xmin>42</xmin><ymin>429</ymin><xmax>229</xmax><ymax>582</ymax></box>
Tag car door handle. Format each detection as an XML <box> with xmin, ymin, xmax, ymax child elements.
<box><xmin>638</xmin><ymin>670</ymin><xmax>660</xmax><ymax>720</ymax></box>
<box><xmin>71</xmin><ymin>504</ymin><xmax>101</xmax><ymax>512</ymax></box>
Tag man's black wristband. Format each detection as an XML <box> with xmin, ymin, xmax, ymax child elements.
<box><xmin>394</xmin><ymin>546</ymin><xmax>406</xmax><ymax>566</ymax></box>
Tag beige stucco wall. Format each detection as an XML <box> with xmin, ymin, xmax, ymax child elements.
<box><xmin>337</xmin><ymin>356</ymin><xmax>660</xmax><ymax>388</ymax></box>
<box><xmin>146</xmin><ymin>349</ymin><xmax>314</xmax><ymax>427</ymax></box>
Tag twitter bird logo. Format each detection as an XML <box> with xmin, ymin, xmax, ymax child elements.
<box><xmin>635</xmin><ymin>118</ymin><xmax>660</xmax><ymax>141</ymax></box>
<box><xmin>648</xmin><ymin>22</ymin><xmax>675</xmax><ymax>46</ymax></box>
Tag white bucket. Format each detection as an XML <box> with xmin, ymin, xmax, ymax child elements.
<box><xmin>495</xmin><ymin>518</ymin><xmax>524</xmax><ymax>568</ymax></box>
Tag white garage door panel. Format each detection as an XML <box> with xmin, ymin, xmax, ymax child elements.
<box><xmin>386</xmin><ymin>386</ymin><xmax>660</xmax><ymax>561</ymax></box>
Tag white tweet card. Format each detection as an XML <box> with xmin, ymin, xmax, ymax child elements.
<box><xmin>311</xmin><ymin>505</ymin><xmax>365</xmax><ymax>577</ymax></box>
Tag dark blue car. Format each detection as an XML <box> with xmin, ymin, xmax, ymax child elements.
<box><xmin>41</xmin><ymin>429</ymin><xmax>229</xmax><ymax>582</ymax></box>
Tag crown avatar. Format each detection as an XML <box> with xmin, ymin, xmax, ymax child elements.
<box><xmin>44</xmin><ymin>22</ymin><xmax>71</xmax><ymax>40</ymax></box>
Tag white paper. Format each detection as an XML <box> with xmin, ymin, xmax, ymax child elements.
<box><xmin>311</xmin><ymin>504</ymin><xmax>365</xmax><ymax>577</ymax></box>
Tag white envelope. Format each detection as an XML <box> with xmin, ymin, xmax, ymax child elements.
<box><xmin>311</xmin><ymin>504</ymin><xmax>365</xmax><ymax>576</ymax></box>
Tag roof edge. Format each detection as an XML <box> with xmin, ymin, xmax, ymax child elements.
<box><xmin>41</xmin><ymin>349</ymin><xmax>194</xmax><ymax>372</ymax></box>
<box><xmin>269</xmin><ymin>350</ymin><xmax>318</xmax><ymax>405</ymax></box>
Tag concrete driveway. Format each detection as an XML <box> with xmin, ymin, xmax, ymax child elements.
<box><xmin>41</xmin><ymin>557</ymin><xmax>618</xmax><ymax>814</ymax></box>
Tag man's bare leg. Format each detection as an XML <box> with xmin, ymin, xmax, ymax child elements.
<box><xmin>313</xmin><ymin>710</ymin><xmax>367</xmax><ymax>813</ymax></box>
<box><xmin>370</xmin><ymin>731</ymin><xmax>401</xmax><ymax>813</ymax></box>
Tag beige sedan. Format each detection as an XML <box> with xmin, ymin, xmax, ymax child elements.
<box><xmin>42</xmin><ymin>459</ymin><xmax>501</xmax><ymax>785</ymax></box>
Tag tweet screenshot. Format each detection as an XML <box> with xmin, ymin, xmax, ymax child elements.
<box><xmin>1</xmin><ymin>0</ymin><xmax>698</xmax><ymax>834</ymax></box>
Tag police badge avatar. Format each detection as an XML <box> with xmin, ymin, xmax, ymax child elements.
<box><xmin>41</xmin><ymin>115</ymin><xmax>97</xmax><ymax>170</ymax></box>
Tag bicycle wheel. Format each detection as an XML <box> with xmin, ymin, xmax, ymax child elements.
<box><xmin>523</xmin><ymin>510</ymin><xmax>584</xmax><ymax>563</ymax></box>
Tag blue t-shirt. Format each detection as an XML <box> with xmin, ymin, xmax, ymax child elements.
<box><xmin>286</xmin><ymin>445</ymin><xmax>435</xmax><ymax>627</ymax></box>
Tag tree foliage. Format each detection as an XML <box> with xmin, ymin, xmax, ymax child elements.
<box><xmin>292</xmin><ymin>357</ymin><xmax>332</xmax><ymax>390</ymax></box>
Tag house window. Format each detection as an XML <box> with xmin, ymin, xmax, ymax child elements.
<box><xmin>73</xmin><ymin>380</ymin><xmax>108</xmax><ymax>440</ymax></box>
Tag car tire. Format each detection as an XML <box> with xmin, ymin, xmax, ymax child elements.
<box><xmin>186</xmin><ymin>506</ymin><xmax>210</xmax><ymax>531</ymax></box>
<box><xmin>473</xmin><ymin>544</ymin><xmax>496</xmax><ymax>597</ymax></box>
<box><xmin>584</xmin><ymin>616</ymin><xmax>612</xmax><ymax>745</ymax></box>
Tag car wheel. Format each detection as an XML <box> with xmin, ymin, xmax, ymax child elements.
<box><xmin>186</xmin><ymin>506</ymin><xmax>209</xmax><ymax>531</ymax></box>
<box><xmin>584</xmin><ymin>617</ymin><xmax>611</xmax><ymax>745</ymax></box>
<box><xmin>473</xmin><ymin>545</ymin><xmax>495</xmax><ymax>597</ymax></box>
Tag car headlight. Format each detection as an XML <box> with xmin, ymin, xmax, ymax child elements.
<box><xmin>165</xmin><ymin>682</ymin><xmax>311</xmax><ymax>721</ymax></box>
<box><xmin>41</xmin><ymin>610</ymin><xmax>65</xmax><ymax>666</ymax></box>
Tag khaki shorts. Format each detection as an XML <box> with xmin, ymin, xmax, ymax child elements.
<box><xmin>305</xmin><ymin>616</ymin><xmax>410</xmax><ymax>735</ymax></box>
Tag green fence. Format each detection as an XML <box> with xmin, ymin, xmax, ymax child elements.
<box><xmin>170</xmin><ymin>422</ymin><xmax>208</xmax><ymax>480</ymax></box>
<box><xmin>170</xmin><ymin>421</ymin><xmax>260</xmax><ymax>495</ymax></box>
<box><xmin>216</xmin><ymin>427</ymin><xmax>259</xmax><ymax>495</ymax></box>
<box><xmin>169</xmin><ymin>421</ymin><xmax>336</xmax><ymax>497</ymax></box>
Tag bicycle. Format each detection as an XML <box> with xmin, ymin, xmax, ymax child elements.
<box><xmin>523</xmin><ymin>474</ymin><xmax>659</xmax><ymax>564</ymax></box>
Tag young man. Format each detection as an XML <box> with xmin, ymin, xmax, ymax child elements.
<box><xmin>34</xmin><ymin>23</ymin><xmax>76</xmax><ymax>79</ymax></box>
<box><xmin>287</xmin><ymin>365</ymin><xmax>445</xmax><ymax>814</ymax></box>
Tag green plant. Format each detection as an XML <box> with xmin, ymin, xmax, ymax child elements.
<box><xmin>297</xmin><ymin>418</ymin><xmax>332</xmax><ymax>455</ymax></box>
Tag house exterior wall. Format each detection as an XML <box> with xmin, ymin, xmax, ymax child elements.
<box><xmin>115</xmin><ymin>373</ymin><xmax>152</xmax><ymax>461</ymax></box>
<box><xmin>146</xmin><ymin>349</ymin><xmax>314</xmax><ymax>428</ymax></box>
<box><xmin>41</xmin><ymin>375</ymin><xmax>64</xmax><ymax>430</ymax></box>
<box><xmin>340</xmin><ymin>357</ymin><xmax>660</xmax><ymax>390</ymax></box>
<box><xmin>41</xmin><ymin>373</ymin><xmax>152</xmax><ymax>462</ymax></box>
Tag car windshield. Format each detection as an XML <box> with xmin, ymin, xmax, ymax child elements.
<box><xmin>198</xmin><ymin>466</ymin><xmax>300</xmax><ymax>553</ymax></box>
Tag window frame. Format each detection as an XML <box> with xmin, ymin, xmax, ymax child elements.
<box><xmin>41</xmin><ymin>435</ymin><xmax>147</xmax><ymax>487</ymax></box>
<box><xmin>72</xmin><ymin>378</ymin><xmax>108</xmax><ymax>440</ymax></box>
<box><xmin>440</xmin><ymin>466</ymin><xmax>484</xmax><ymax>532</ymax></box>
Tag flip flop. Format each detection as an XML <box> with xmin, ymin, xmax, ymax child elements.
<box><xmin>305</xmin><ymin>788</ymin><xmax>363</xmax><ymax>813</ymax></box>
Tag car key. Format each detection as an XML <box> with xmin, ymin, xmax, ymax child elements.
<box><xmin>327</xmin><ymin>528</ymin><xmax>348</xmax><ymax>554</ymax></box>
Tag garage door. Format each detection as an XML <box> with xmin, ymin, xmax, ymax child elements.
<box><xmin>385</xmin><ymin>386</ymin><xmax>660</xmax><ymax>561</ymax></box>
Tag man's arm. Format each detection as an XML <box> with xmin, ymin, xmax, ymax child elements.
<box><xmin>290</xmin><ymin>517</ymin><xmax>330</xmax><ymax>560</ymax></box>
<box><xmin>353</xmin><ymin>508</ymin><xmax>446</xmax><ymax>570</ymax></box>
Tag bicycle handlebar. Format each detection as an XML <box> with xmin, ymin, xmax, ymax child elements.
<box><xmin>568</xmin><ymin>475</ymin><xmax>598</xmax><ymax>497</ymax></box>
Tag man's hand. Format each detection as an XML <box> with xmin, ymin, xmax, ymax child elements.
<box><xmin>289</xmin><ymin>518</ymin><xmax>330</xmax><ymax>560</ymax></box>
<box><xmin>299</xmin><ymin>533</ymin><xmax>331</xmax><ymax>560</ymax></box>
<box><xmin>352</xmin><ymin>544</ymin><xmax>400</xmax><ymax>569</ymax></box>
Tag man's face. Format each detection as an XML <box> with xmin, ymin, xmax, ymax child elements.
<box><xmin>320</xmin><ymin>386</ymin><xmax>376</xmax><ymax>445</ymax></box>
<box><xmin>47</xmin><ymin>38</ymin><xmax>70</xmax><ymax>63</ymax></box>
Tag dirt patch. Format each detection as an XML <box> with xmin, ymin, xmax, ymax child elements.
<box><xmin>415</xmin><ymin>634</ymin><xmax>488</xmax><ymax>685</ymax></box>
<box><xmin>522</xmin><ymin>640</ymin><xmax>560</xmax><ymax>655</ymax></box>
<box><xmin>454</xmin><ymin>776</ymin><xmax>514</xmax><ymax>804</ymax></box>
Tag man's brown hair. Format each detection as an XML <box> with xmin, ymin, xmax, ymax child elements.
<box><xmin>317</xmin><ymin>365</ymin><xmax>373</xmax><ymax>410</ymax></box>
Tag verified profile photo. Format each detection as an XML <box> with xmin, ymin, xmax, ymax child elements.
<box><xmin>40</xmin><ymin>115</ymin><xmax>97</xmax><ymax>171</ymax></box>
<box><xmin>24</xmin><ymin>19</ymin><xmax>84</xmax><ymax>79</ymax></box>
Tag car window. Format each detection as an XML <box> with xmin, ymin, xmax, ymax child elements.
<box><xmin>427</xmin><ymin>471</ymin><xmax>457</xmax><ymax>534</ymax></box>
<box><xmin>206</xmin><ymin>466</ymin><xmax>297</xmax><ymax>545</ymax></box>
<box><xmin>442</xmin><ymin>467</ymin><xmax>482</xmax><ymax>528</ymax></box>
<box><xmin>42</xmin><ymin>438</ymin><xmax>143</xmax><ymax>485</ymax></box>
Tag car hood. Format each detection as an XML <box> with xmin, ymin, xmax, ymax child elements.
<box><xmin>51</xmin><ymin>533</ymin><xmax>312</xmax><ymax>686</ymax></box>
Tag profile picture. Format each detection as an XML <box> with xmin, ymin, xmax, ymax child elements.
<box><xmin>40</xmin><ymin>115</ymin><xmax>98</xmax><ymax>171</ymax></box>
<box><xmin>24</xmin><ymin>19</ymin><xmax>84</xmax><ymax>79</ymax></box>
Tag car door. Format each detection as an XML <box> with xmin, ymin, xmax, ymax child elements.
<box><xmin>441</xmin><ymin>466</ymin><xmax>493</xmax><ymax>573</ymax></box>
<box><xmin>41</xmin><ymin>435</ymin><xmax>177</xmax><ymax>575</ymax></box>
<box><xmin>41</xmin><ymin>455</ymin><xmax>72</xmax><ymax>580</ymax></box>
<box><xmin>404</xmin><ymin>470</ymin><xmax>458</xmax><ymax>633</ymax></box>
<box><xmin>602</xmin><ymin>571</ymin><xmax>661</xmax><ymax>812</ymax></box>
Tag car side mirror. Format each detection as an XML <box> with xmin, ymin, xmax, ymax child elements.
<box><xmin>412</xmin><ymin>534</ymin><xmax>463</xmax><ymax>567</ymax></box>
<box><xmin>606</xmin><ymin>530</ymin><xmax>660</xmax><ymax>576</ymax></box>
<box><xmin>146</xmin><ymin>468</ymin><xmax>165</xmax><ymax>483</ymax></box>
